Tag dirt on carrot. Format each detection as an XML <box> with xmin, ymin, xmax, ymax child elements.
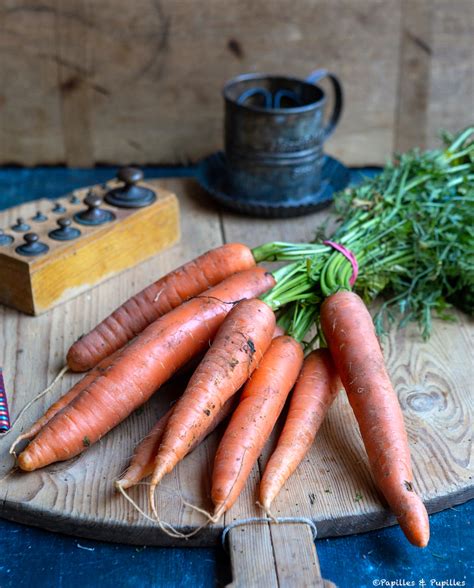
<box><xmin>320</xmin><ymin>290</ymin><xmax>430</xmax><ymax>548</ymax></box>
<box><xmin>67</xmin><ymin>243</ymin><xmax>256</xmax><ymax>372</ymax></box>
<box><xmin>211</xmin><ymin>335</ymin><xmax>304</xmax><ymax>519</ymax></box>
<box><xmin>148</xmin><ymin>298</ymin><xmax>276</xmax><ymax>514</ymax></box>
<box><xmin>259</xmin><ymin>348</ymin><xmax>340</xmax><ymax>512</ymax></box>
<box><xmin>17</xmin><ymin>268</ymin><xmax>275</xmax><ymax>472</ymax></box>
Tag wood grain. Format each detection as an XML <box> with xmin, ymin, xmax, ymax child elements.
<box><xmin>0</xmin><ymin>1</ymin><xmax>471</xmax><ymax>167</ymax></box>
<box><xmin>0</xmin><ymin>184</ymin><xmax>180</xmax><ymax>314</ymax></box>
<box><xmin>0</xmin><ymin>179</ymin><xmax>472</xmax><ymax>551</ymax></box>
<box><xmin>228</xmin><ymin>522</ymin><xmax>335</xmax><ymax>587</ymax></box>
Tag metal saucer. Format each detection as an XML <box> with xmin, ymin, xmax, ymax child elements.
<box><xmin>195</xmin><ymin>152</ymin><xmax>350</xmax><ymax>218</ymax></box>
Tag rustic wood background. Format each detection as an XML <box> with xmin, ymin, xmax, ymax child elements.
<box><xmin>0</xmin><ymin>0</ymin><xmax>472</xmax><ymax>167</ymax></box>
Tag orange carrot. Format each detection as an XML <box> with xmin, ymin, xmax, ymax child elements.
<box><xmin>17</xmin><ymin>268</ymin><xmax>274</xmax><ymax>472</ymax></box>
<box><xmin>211</xmin><ymin>335</ymin><xmax>304</xmax><ymax>519</ymax></box>
<box><xmin>10</xmin><ymin>351</ymin><xmax>119</xmax><ymax>456</ymax></box>
<box><xmin>320</xmin><ymin>290</ymin><xmax>430</xmax><ymax>548</ymax></box>
<box><xmin>67</xmin><ymin>243</ymin><xmax>256</xmax><ymax>372</ymax></box>
<box><xmin>117</xmin><ymin>322</ymin><xmax>283</xmax><ymax>491</ymax></box>
<box><xmin>259</xmin><ymin>348</ymin><xmax>340</xmax><ymax>512</ymax></box>
<box><xmin>148</xmin><ymin>298</ymin><xmax>276</xmax><ymax>509</ymax></box>
<box><xmin>272</xmin><ymin>324</ymin><xmax>286</xmax><ymax>338</ymax></box>
<box><xmin>116</xmin><ymin>395</ymin><xmax>237</xmax><ymax>490</ymax></box>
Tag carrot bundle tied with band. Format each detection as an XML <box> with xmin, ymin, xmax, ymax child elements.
<box><xmin>320</xmin><ymin>290</ymin><xmax>430</xmax><ymax>548</ymax></box>
<box><xmin>67</xmin><ymin>243</ymin><xmax>256</xmax><ymax>372</ymax></box>
<box><xmin>17</xmin><ymin>268</ymin><xmax>275</xmax><ymax>472</ymax></box>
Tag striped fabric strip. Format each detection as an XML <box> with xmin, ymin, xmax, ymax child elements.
<box><xmin>0</xmin><ymin>368</ymin><xmax>10</xmax><ymax>432</ymax></box>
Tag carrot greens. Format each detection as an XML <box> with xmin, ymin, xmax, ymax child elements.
<box><xmin>255</xmin><ymin>127</ymin><xmax>474</xmax><ymax>341</ymax></box>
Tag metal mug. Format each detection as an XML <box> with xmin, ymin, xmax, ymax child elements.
<box><xmin>223</xmin><ymin>70</ymin><xmax>343</xmax><ymax>202</ymax></box>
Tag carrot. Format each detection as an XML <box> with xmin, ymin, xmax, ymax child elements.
<box><xmin>272</xmin><ymin>324</ymin><xmax>286</xmax><ymax>338</ymax></box>
<box><xmin>116</xmin><ymin>395</ymin><xmax>237</xmax><ymax>490</ymax></box>
<box><xmin>10</xmin><ymin>351</ymin><xmax>119</xmax><ymax>456</ymax></box>
<box><xmin>259</xmin><ymin>348</ymin><xmax>340</xmax><ymax>512</ymax></box>
<box><xmin>320</xmin><ymin>290</ymin><xmax>430</xmax><ymax>548</ymax></box>
<box><xmin>117</xmin><ymin>322</ymin><xmax>284</xmax><ymax>491</ymax></box>
<box><xmin>17</xmin><ymin>268</ymin><xmax>275</xmax><ymax>472</ymax></box>
<box><xmin>148</xmin><ymin>298</ymin><xmax>276</xmax><ymax>512</ymax></box>
<box><xmin>67</xmin><ymin>243</ymin><xmax>256</xmax><ymax>372</ymax></box>
<box><xmin>211</xmin><ymin>335</ymin><xmax>304</xmax><ymax>519</ymax></box>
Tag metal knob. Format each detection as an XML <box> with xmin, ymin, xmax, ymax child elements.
<box><xmin>73</xmin><ymin>192</ymin><xmax>115</xmax><ymax>226</ymax></box>
<box><xmin>12</xmin><ymin>217</ymin><xmax>31</xmax><ymax>232</ymax></box>
<box><xmin>0</xmin><ymin>229</ymin><xmax>14</xmax><ymax>246</ymax></box>
<box><xmin>16</xmin><ymin>232</ymin><xmax>49</xmax><ymax>256</ymax></box>
<box><xmin>52</xmin><ymin>202</ymin><xmax>66</xmax><ymax>214</ymax></box>
<box><xmin>49</xmin><ymin>217</ymin><xmax>81</xmax><ymax>241</ymax></box>
<box><xmin>69</xmin><ymin>194</ymin><xmax>80</xmax><ymax>204</ymax></box>
<box><xmin>32</xmin><ymin>211</ymin><xmax>48</xmax><ymax>222</ymax></box>
<box><xmin>118</xmin><ymin>166</ymin><xmax>144</xmax><ymax>186</ymax></box>
<box><xmin>104</xmin><ymin>166</ymin><xmax>156</xmax><ymax>208</ymax></box>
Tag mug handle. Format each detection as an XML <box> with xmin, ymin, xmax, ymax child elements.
<box><xmin>306</xmin><ymin>69</ymin><xmax>343</xmax><ymax>139</ymax></box>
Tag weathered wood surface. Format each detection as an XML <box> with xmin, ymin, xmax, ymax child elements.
<box><xmin>228</xmin><ymin>522</ymin><xmax>336</xmax><ymax>587</ymax></box>
<box><xmin>0</xmin><ymin>1</ymin><xmax>472</xmax><ymax>166</ymax></box>
<box><xmin>0</xmin><ymin>179</ymin><xmax>472</xmax><ymax>554</ymax></box>
<box><xmin>0</xmin><ymin>184</ymin><xmax>179</xmax><ymax>314</ymax></box>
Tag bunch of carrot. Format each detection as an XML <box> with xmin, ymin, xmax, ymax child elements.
<box><xmin>9</xmin><ymin>129</ymin><xmax>473</xmax><ymax>548</ymax></box>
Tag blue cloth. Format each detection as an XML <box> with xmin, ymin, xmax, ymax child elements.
<box><xmin>0</xmin><ymin>166</ymin><xmax>471</xmax><ymax>588</ymax></box>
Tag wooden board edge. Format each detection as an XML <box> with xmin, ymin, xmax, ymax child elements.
<box><xmin>1</xmin><ymin>485</ymin><xmax>472</xmax><ymax>547</ymax></box>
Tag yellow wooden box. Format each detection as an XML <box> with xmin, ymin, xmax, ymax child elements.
<box><xmin>0</xmin><ymin>180</ymin><xmax>180</xmax><ymax>315</ymax></box>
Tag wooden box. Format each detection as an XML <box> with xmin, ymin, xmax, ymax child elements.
<box><xmin>0</xmin><ymin>181</ymin><xmax>180</xmax><ymax>315</ymax></box>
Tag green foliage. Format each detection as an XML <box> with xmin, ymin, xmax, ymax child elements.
<box><xmin>257</xmin><ymin>127</ymin><xmax>474</xmax><ymax>342</ymax></box>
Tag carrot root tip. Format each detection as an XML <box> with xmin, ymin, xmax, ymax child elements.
<box><xmin>2</xmin><ymin>365</ymin><xmax>69</xmax><ymax>438</ymax></box>
<box><xmin>181</xmin><ymin>498</ymin><xmax>216</xmax><ymax>522</ymax></box>
<box><xmin>256</xmin><ymin>500</ymin><xmax>277</xmax><ymax>522</ymax></box>
<box><xmin>116</xmin><ymin>483</ymin><xmax>186</xmax><ymax>539</ymax></box>
<box><xmin>114</xmin><ymin>479</ymin><xmax>129</xmax><ymax>491</ymax></box>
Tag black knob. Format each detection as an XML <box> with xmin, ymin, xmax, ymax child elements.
<box><xmin>16</xmin><ymin>232</ymin><xmax>49</xmax><ymax>256</ymax></box>
<box><xmin>85</xmin><ymin>193</ymin><xmax>102</xmax><ymax>209</ymax></box>
<box><xmin>52</xmin><ymin>202</ymin><xmax>66</xmax><ymax>214</ymax></box>
<box><xmin>32</xmin><ymin>211</ymin><xmax>48</xmax><ymax>222</ymax></box>
<box><xmin>12</xmin><ymin>217</ymin><xmax>31</xmax><ymax>232</ymax></box>
<box><xmin>104</xmin><ymin>166</ymin><xmax>156</xmax><ymax>208</ymax></box>
<box><xmin>49</xmin><ymin>217</ymin><xmax>81</xmax><ymax>241</ymax></box>
<box><xmin>73</xmin><ymin>192</ymin><xmax>115</xmax><ymax>226</ymax></box>
<box><xmin>0</xmin><ymin>229</ymin><xmax>14</xmax><ymax>246</ymax></box>
<box><xmin>117</xmin><ymin>166</ymin><xmax>144</xmax><ymax>186</ymax></box>
<box><xmin>69</xmin><ymin>194</ymin><xmax>80</xmax><ymax>204</ymax></box>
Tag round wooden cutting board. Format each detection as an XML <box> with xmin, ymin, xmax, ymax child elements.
<box><xmin>0</xmin><ymin>180</ymin><xmax>472</xmax><ymax>549</ymax></box>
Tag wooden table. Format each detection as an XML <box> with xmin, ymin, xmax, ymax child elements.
<box><xmin>0</xmin><ymin>175</ymin><xmax>472</xmax><ymax>587</ymax></box>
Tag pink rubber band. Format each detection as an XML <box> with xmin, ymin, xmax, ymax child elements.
<box><xmin>323</xmin><ymin>240</ymin><xmax>359</xmax><ymax>286</ymax></box>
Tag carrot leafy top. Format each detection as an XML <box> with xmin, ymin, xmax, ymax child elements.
<box><xmin>254</xmin><ymin>127</ymin><xmax>474</xmax><ymax>346</ymax></box>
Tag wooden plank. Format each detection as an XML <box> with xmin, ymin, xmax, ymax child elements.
<box><xmin>227</xmin><ymin>524</ymin><xmax>279</xmax><ymax>587</ymax></box>
<box><xmin>55</xmin><ymin>0</ymin><xmax>94</xmax><ymax>167</ymax></box>
<box><xmin>396</xmin><ymin>0</ymin><xmax>474</xmax><ymax>153</ymax></box>
<box><xmin>395</xmin><ymin>0</ymin><xmax>433</xmax><ymax>152</ymax></box>
<box><xmin>0</xmin><ymin>0</ymin><xmax>65</xmax><ymax>165</ymax></box>
<box><xmin>0</xmin><ymin>178</ymin><xmax>472</xmax><ymax>548</ymax></box>
<box><xmin>0</xmin><ymin>0</ymin><xmax>402</xmax><ymax>166</ymax></box>
<box><xmin>227</xmin><ymin>522</ymin><xmax>335</xmax><ymax>587</ymax></box>
<box><xmin>425</xmin><ymin>0</ymin><xmax>474</xmax><ymax>146</ymax></box>
<box><xmin>269</xmin><ymin>523</ymin><xmax>335</xmax><ymax>587</ymax></box>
